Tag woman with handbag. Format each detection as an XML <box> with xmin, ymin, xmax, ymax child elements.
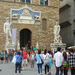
<box><xmin>43</xmin><ymin>49</ymin><xmax>50</xmax><ymax>75</ymax></box>
<box><xmin>63</xmin><ymin>52</ymin><xmax>69</xmax><ymax>75</ymax></box>
<box><xmin>36</xmin><ymin>50</ymin><xmax>44</xmax><ymax>75</ymax></box>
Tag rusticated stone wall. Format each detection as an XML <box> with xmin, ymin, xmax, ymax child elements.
<box><xmin>0</xmin><ymin>1</ymin><xmax>59</xmax><ymax>51</ymax></box>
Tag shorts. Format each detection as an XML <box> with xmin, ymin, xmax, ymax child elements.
<box><xmin>22</xmin><ymin>59</ymin><xmax>27</xmax><ymax>65</ymax></box>
<box><xmin>1</xmin><ymin>57</ymin><xmax>4</xmax><ymax>60</ymax></box>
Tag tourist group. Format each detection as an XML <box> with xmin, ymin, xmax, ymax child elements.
<box><xmin>0</xmin><ymin>47</ymin><xmax>75</xmax><ymax>75</ymax></box>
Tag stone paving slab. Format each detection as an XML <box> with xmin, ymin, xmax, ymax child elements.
<box><xmin>0</xmin><ymin>60</ymin><xmax>71</xmax><ymax>75</ymax></box>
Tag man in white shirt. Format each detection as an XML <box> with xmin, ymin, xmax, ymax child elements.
<box><xmin>54</xmin><ymin>47</ymin><xmax>63</xmax><ymax>75</ymax></box>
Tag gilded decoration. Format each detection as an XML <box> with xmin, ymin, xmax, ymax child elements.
<box><xmin>23</xmin><ymin>9</ymin><xmax>30</xmax><ymax>15</ymax></box>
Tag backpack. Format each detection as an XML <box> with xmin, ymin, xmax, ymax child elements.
<box><xmin>63</xmin><ymin>60</ymin><xmax>69</xmax><ymax>67</ymax></box>
<box><xmin>44</xmin><ymin>54</ymin><xmax>50</xmax><ymax>66</ymax></box>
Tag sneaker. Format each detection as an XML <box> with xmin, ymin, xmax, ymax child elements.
<box><xmin>33</xmin><ymin>68</ymin><xmax>34</xmax><ymax>70</ymax></box>
<box><xmin>22</xmin><ymin>68</ymin><xmax>25</xmax><ymax>70</ymax></box>
<box><xmin>31</xmin><ymin>68</ymin><xmax>33</xmax><ymax>70</ymax></box>
<box><xmin>19</xmin><ymin>73</ymin><xmax>21</xmax><ymax>75</ymax></box>
<box><xmin>49</xmin><ymin>73</ymin><xmax>51</xmax><ymax>75</ymax></box>
<box><xmin>25</xmin><ymin>68</ymin><xmax>27</xmax><ymax>70</ymax></box>
<box><xmin>15</xmin><ymin>73</ymin><xmax>18</xmax><ymax>75</ymax></box>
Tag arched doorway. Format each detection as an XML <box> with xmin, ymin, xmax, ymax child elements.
<box><xmin>20</xmin><ymin>29</ymin><xmax>32</xmax><ymax>48</ymax></box>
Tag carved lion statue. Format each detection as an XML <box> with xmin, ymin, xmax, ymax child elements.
<box><xmin>35</xmin><ymin>15</ymin><xmax>40</xmax><ymax>19</ymax></box>
<box><xmin>12</xmin><ymin>14</ymin><xmax>18</xmax><ymax>17</ymax></box>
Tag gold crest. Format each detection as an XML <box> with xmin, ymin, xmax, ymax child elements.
<box><xmin>23</xmin><ymin>9</ymin><xmax>30</xmax><ymax>15</ymax></box>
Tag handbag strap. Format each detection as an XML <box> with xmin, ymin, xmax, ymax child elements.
<box><xmin>39</xmin><ymin>54</ymin><xmax>42</xmax><ymax>61</ymax></box>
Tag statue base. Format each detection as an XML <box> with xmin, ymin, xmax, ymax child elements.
<box><xmin>17</xmin><ymin>46</ymin><xmax>20</xmax><ymax>50</ymax></box>
<box><xmin>50</xmin><ymin>43</ymin><xmax>66</xmax><ymax>51</ymax></box>
<box><xmin>5</xmin><ymin>43</ymin><xmax>15</xmax><ymax>52</ymax></box>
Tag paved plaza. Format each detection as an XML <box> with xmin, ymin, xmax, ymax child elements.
<box><xmin>0</xmin><ymin>60</ymin><xmax>71</xmax><ymax>75</ymax></box>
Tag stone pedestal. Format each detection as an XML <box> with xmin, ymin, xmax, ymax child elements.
<box><xmin>17</xmin><ymin>46</ymin><xmax>20</xmax><ymax>50</ymax></box>
<box><xmin>50</xmin><ymin>43</ymin><xmax>66</xmax><ymax>51</ymax></box>
<box><xmin>5</xmin><ymin>43</ymin><xmax>15</xmax><ymax>52</ymax></box>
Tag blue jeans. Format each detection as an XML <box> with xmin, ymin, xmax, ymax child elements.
<box><xmin>9</xmin><ymin>56</ymin><xmax>12</xmax><ymax>62</ymax></box>
<box><xmin>37</xmin><ymin>64</ymin><xmax>42</xmax><ymax>74</ymax></box>
<box><xmin>56</xmin><ymin>66</ymin><xmax>63</xmax><ymax>75</ymax></box>
<box><xmin>15</xmin><ymin>62</ymin><xmax>21</xmax><ymax>73</ymax></box>
<box><xmin>31</xmin><ymin>59</ymin><xmax>35</xmax><ymax>69</ymax></box>
<box><xmin>64</xmin><ymin>67</ymin><xmax>68</xmax><ymax>75</ymax></box>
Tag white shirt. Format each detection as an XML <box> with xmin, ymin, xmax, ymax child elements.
<box><xmin>54</xmin><ymin>52</ymin><xmax>63</xmax><ymax>67</ymax></box>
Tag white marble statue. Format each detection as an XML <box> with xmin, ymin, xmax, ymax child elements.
<box><xmin>17</xmin><ymin>41</ymin><xmax>20</xmax><ymax>50</ymax></box>
<box><xmin>4</xmin><ymin>17</ymin><xmax>13</xmax><ymax>44</ymax></box>
<box><xmin>54</xmin><ymin>22</ymin><xmax>62</xmax><ymax>43</ymax></box>
<box><xmin>36</xmin><ymin>41</ymin><xmax>39</xmax><ymax>49</ymax></box>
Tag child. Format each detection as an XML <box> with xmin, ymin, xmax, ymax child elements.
<box><xmin>30</xmin><ymin>51</ymin><xmax>35</xmax><ymax>70</ymax></box>
<box><xmin>15</xmin><ymin>52</ymin><xmax>21</xmax><ymax>75</ymax></box>
<box><xmin>49</xmin><ymin>56</ymin><xmax>53</xmax><ymax>74</ymax></box>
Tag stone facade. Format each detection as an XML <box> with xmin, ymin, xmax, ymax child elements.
<box><xmin>0</xmin><ymin>0</ymin><xmax>59</xmax><ymax>51</ymax></box>
<box><xmin>59</xmin><ymin>0</ymin><xmax>75</xmax><ymax>47</ymax></box>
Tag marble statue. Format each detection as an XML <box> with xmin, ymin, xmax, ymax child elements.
<box><xmin>36</xmin><ymin>41</ymin><xmax>39</xmax><ymax>49</ymax></box>
<box><xmin>54</xmin><ymin>22</ymin><xmax>62</xmax><ymax>43</ymax></box>
<box><xmin>4</xmin><ymin>17</ymin><xmax>13</xmax><ymax>44</ymax></box>
<box><xmin>17</xmin><ymin>41</ymin><xmax>20</xmax><ymax>50</ymax></box>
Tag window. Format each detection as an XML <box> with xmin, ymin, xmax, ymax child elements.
<box><xmin>20</xmin><ymin>0</ymin><xmax>30</xmax><ymax>3</ymax></box>
<box><xmin>42</xmin><ymin>19</ymin><xmax>47</xmax><ymax>30</ymax></box>
<box><xmin>45</xmin><ymin>0</ymin><xmax>48</xmax><ymax>5</ymax></box>
<box><xmin>40</xmin><ymin>0</ymin><xmax>43</xmax><ymax>5</ymax></box>
<box><xmin>26</xmin><ymin>0</ymin><xmax>30</xmax><ymax>3</ymax></box>
<box><xmin>20</xmin><ymin>0</ymin><xmax>25</xmax><ymax>2</ymax></box>
<box><xmin>40</xmin><ymin>0</ymin><xmax>48</xmax><ymax>5</ymax></box>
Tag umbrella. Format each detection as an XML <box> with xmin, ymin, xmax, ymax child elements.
<box><xmin>68</xmin><ymin>46</ymin><xmax>75</xmax><ymax>49</ymax></box>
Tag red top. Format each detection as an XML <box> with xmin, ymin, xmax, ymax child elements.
<box><xmin>22</xmin><ymin>51</ymin><xmax>28</xmax><ymax>59</ymax></box>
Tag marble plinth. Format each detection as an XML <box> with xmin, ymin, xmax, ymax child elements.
<box><xmin>5</xmin><ymin>43</ymin><xmax>15</xmax><ymax>52</ymax></box>
<box><xmin>50</xmin><ymin>43</ymin><xmax>66</xmax><ymax>51</ymax></box>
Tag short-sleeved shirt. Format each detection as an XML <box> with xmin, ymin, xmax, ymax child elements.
<box><xmin>15</xmin><ymin>55</ymin><xmax>21</xmax><ymax>63</ymax></box>
<box><xmin>22</xmin><ymin>51</ymin><xmax>28</xmax><ymax>59</ymax></box>
<box><xmin>31</xmin><ymin>54</ymin><xmax>35</xmax><ymax>59</ymax></box>
<box><xmin>1</xmin><ymin>52</ymin><xmax>4</xmax><ymax>57</ymax></box>
<box><xmin>43</xmin><ymin>53</ymin><xmax>50</xmax><ymax>60</ymax></box>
